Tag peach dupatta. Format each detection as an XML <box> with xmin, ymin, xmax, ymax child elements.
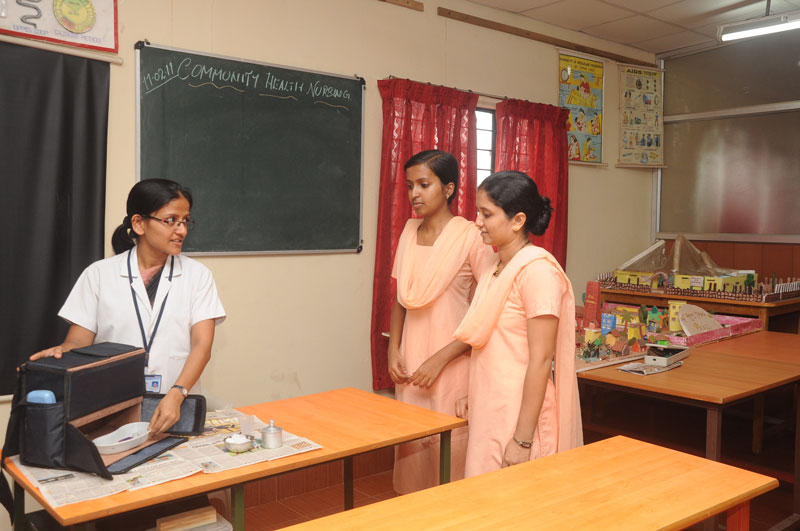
<box><xmin>454</xmin><ymin>245</ymin><xmax>583</xmax><ymax>452</ymax></box>
<box><xmin>395</xmin><ymin>216</ymin><xmax>477</xmax><ymax>310</ymax></box>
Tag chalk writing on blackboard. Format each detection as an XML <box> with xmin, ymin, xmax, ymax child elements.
<box><xmin>137</xmin><ymin>43</ymin><xmax>364</xmax><ymax>254</ymax></box>
<box><xmin>142</xmin><ymin>56</ymin><xmax>353</xmax><ymax>112</ymax></box>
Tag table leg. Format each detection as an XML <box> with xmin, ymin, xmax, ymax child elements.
<box><xmin>13</xmin><ymin>481</ymin><xmax>25</xmax><ymax>531</ymax></box>
<box><xmin>794</xmin><ymin>383</ymin><xmax>800</xmax><ymax>516</ymax></box>
<box><xmin>753</xmin><ymin>395</ymin><xmax>764</xmax><ymax>455</ymax></box>
<box><xmin>344</xmin><ymin>456</ymin><xmax>354</xmax><ymax>510</ymax></box>
<box><xmin>439</xmin><ymin>430</ymin><xmax>451</xmax><ymax>484</ymax></box>
<box><xmin>705</xmin><ymin>407</ymin><xmax>723</xmax><ymax>531</ymax></box>
<box><xmin>231</xmin><ymin>484</ymin><xmax>244</xmax><ymax>531</ymax></box>
<box><xmin>726</xmin><ymin>501</ymin><xmax>750</xmax><ymax>531</ymax></box>
<box><xmin>706</xmin><ymin>407</ymin><xmax>722</xmax><ymax>461</ymax></box>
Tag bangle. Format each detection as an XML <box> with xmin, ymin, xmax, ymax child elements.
<box><xmin>512</xmin><ymin>435</ymin><xmax>532</xmax><ymax>449</ymax></box>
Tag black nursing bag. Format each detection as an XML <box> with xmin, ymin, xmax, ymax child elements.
<box><xmin>0</xmin><ymin>342</ymin><xmax>206</xmax><ymax>523</ymax></box>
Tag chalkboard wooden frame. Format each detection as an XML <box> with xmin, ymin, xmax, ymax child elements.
<box><xmin>136</xmin><ymin>42</ymin><xmax>364</xmax><ymax>254</ymax></box>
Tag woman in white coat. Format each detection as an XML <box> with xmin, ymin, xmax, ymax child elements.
<box><xmin>31</xmin><ymin>179</ymin><xmax>226</xmax><ymax>435</ymax></box>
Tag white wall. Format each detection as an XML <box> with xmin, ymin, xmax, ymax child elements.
<box><xmin>1</xmin><ymin>1</ymin><xmax>655</xmax><ymax>525</ymax></box>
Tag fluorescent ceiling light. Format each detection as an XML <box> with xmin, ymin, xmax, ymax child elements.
<box><xmin>718</xmin><ymin>10</ymin><xmax>800</xmax><ymax>41</ymax></box>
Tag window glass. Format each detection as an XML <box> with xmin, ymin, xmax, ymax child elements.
<box><xmin>475</xmin><ymin>109</ymin><xmax>495</xmax><ymax>186</ymax></box>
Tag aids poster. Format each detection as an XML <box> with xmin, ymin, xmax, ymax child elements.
<box><xmin>559</xmin><ymin>53</ymin><xmax>604</xmax><ymax>164</ymax></box>
<box><xmin>618</xmin><ymin>65</ymin><xmax>664</xmax><ymax>167</ymax></box>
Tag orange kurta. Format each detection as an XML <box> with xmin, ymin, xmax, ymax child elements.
<box><xmin>455</xmin><ymin>245</ymin><xmax>582</xmax><ymax>478</ymax></box>
<box><xmin>391</xmin><ymin>216</ymin><xmax>492</xmax><ymax>494</ymax></box>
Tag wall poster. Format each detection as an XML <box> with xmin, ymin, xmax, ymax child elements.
<box><xmin>559</xmin><ymin>53</ymin><xmax>604</xmax><ymax>164</ymax></box>
<box><xmin>618</xmin><ymin>64</ymin><xmax>664</xmax><ymax>167</ymax></box>
<box><xmin>0</xmin><ymin>0</ymin><xmax>118</xmax><ymax>53</ymax></box>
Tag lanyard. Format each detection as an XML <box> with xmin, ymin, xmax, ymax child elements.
<box><xmin>128</xmin><ymin>248</ymin><xmax>174</xmax><ymax>354</ymax></box>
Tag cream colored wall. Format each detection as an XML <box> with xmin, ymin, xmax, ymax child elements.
<box><xmin>2</xmin><ymin>0</ymin><xmax>657</xmax><ymax>425</ymax></box>
<box><xmin>1</xmin><ymin>2</ymin><xmax>653</xmax><ymax>526</ymax></box>
<box><xmin>114</xmin><ymin>0</ymin><xmax>654</xmax><ymax>409</ymax></box>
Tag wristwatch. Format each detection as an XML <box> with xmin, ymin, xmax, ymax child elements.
<box><xmin>512</xmin><ymin>435</ymin><xmax>532</xmax><ymax>449</ymax></box>
<box><xmin>170</xmin><ymin>384</ymin><xmax>188</xmax><ymax>398</ymax></box>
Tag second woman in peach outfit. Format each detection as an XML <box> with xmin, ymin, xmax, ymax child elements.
<box><xmin>454</xmin><ymin>171</ymin><xmax>582</xmax><ymax>477</ymax></box>
<box><xmin>388</xmin><ymin>150</ymin><xmax>492</xmax><ymax>493</ymax></box>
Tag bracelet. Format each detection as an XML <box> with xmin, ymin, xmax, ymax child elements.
<box><xmin>513</xmin><ymin>435</ymin><xmax>532</xmax><ymax>449</ymax></box>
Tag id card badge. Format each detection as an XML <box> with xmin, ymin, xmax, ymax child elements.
<box><xmin>145</xmin><ymin>374</ymin><xmax>162</xmax><ymax>393</ymax></box>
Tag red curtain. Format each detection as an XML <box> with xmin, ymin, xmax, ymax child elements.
<box><xmin>495</xmin><ymin>99</ymin><xmax>570</xmax><ymax>268</ymax></box>
<box><xmin>370</xmin><ymin>79</ymin><xmax>478</xmax><ymax>390</ymax></box>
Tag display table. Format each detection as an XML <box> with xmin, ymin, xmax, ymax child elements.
<box><xmin>693</xmin><ymin>330</ymin><xmax>800</xmax><ymax>363</ymax></box>
<box><xmin>5</xmin><ymin>387</ymin><xmax>466</xmax><ymax>531</ymax></box>
<box><xmin>599</xmin><ymin>287</ymin><xmax>800</xmax><ymax>333</ymax></box>
<box><xmin>578</xmin><ymin>348</ymin><xmax>800</xmax><ymax>530</ymax></box>
<box><xmin>282</xmin><ymin>436</ymin><xmax>777</xmax><ymax>531</ymax></box>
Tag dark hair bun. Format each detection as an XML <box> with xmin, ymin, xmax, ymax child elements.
<box><xmin>478</xmin><ymin>171</ymin><xmax>552</xmax><ymax>236</ymax></box>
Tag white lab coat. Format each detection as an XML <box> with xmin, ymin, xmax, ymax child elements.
<box><xmin>58</xmin><ymin>247</ymin><xmax>226</xmax><ymax>393</ymax></box>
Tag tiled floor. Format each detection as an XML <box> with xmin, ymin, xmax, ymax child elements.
<box><xmin>243</xmin><ymin>470</ymin><xmax>397</xmax><ymax>530</ymax></box>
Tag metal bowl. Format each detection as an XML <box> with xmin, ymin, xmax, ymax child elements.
<box><xmin>224</xmin><ymin>436</ymin><xmax>253</xmax><ymax>453</ymax></box>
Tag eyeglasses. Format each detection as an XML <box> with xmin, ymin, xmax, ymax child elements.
<box><xmin>144</xmin><ymin>215</ymin><xmax>195</xmax><ymax>230</ymax></box>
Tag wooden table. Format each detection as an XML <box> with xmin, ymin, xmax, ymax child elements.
<box><xmin>693</xmin><ymin>331</ymin><xmax>800</xmax><ymax>473</ymax></box>
<box><xmin>599</xmin><ymin>288</ymin><xmax>800</xmax><ymax>333</ymax></box>
<box><xmin>281</xmin><ymin>436</ymin><xmax>778</xmax><ymax>531</ymax></box>
<box><xmin>578</xmin><ymin>350</ymin><xmax>800</xmax><ymax>530</ymax></box>
<box><xmin>693</xmin><ymin>331</ymin><xmax>800</xmax><ymax>363</ymax></box>
<box><xmin>5</xmin><ymin>387</ymin><xmax>466</xmax><ymax>531</ymax></box>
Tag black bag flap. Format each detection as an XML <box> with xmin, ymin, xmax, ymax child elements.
<box><xmin>106</xmin><ymin>436</ymin><xmax>187</xmax><ymax>474</ymax></box>
<box><xmin>64</xmin><ymin>423</ymin><xmax>112</xmax><ymax>479</ymax></box>
<box><xmin>141</xmin><ymin>394</ymin><xmax>206</xmax><ymax>436</ymax></box>
<box><xmin>26</xmin><ymin>343</ymin><xmax>143</xmax><ymax>371</ymax></box>
<box><xmin>70</xmin><ymin>342</ymin><xmax>141</xmax><ymax>357</ymax></box>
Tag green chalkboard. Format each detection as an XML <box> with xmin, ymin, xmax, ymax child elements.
<box><xmin>136</xmin><ymin>43</ymin><xmax>364</xmax><ymax>253</ymax></box>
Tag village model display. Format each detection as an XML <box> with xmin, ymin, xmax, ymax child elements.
<box><xmin>575</xmin><ymin>235</ymin><xmax>774</xmax><ymax>369</ymax></box>
<box><xmin>599</xmin><ymin>235</ymin><xmax>800</xmax><ymax>302</ymax></box>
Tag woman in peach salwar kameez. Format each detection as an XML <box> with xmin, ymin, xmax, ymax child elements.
<box><xmin>388</xmin><ymin>150</ymin><xmax>492</xmax><ymax>494</ymax></box>
<box><xmin>454</xmin><ymin>171</ymin><xmax>582</xmax><ymax>477</ymax></box>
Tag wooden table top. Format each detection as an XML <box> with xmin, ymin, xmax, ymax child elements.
<box><xmin>282</xmin><ymin>436</ymin><xmax>778</xmax><ymax>531</ymax></box>
<box><xmin>692</xmin><ymin>331</ymin><xmax>800</xmax><ymax>364</ymax></box>
<box><xmin>600</xmin><ymin>288</ymin><xmax>800</xmax><ymax>309</ymax></box>
<box><xmin>578</xmin><ymin>349</ymin><xmax>800</xmax><ymax>404</ymax></box>
<box><xmin>5</xmin><ymin>387</ymin><xmax>465</xmax><ymax>526</ymax></box>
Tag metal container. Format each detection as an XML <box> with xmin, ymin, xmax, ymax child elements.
<box><xmin>261</xmin><ymin>419</ymin><xmax>283</xmax><ymax>449</ymax></box>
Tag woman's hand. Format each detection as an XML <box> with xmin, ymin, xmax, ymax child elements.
<box><xmin>408</xmin><ymin>354</ymin><xmax>447</xmax><ymax>388</ymax></box>
<box><xmin>29</xmin><ymin>325</ymin><xmax>95</xmax><ymax>361</ymax></box>
<box><xmin>455</xmin><ymin>396</ymin><xmax>469</xmax><ymax>419</ymax></box>
<box><xmin>30</xmin><ymin>346</ymin><xmax>65</xmax><ymax>361</ymax></box>
<box><xmin>388</xmin><ymin>344</ymin><xmax>409</xmax><ymax>384</ymax></box>
<box><xmin>502</xmin><ymin>438</ymin><xmax>531</xmax><ymax>468</ymax></box>
<box><xmin>148</xmin><ymin>389</ymin><xmax>183</xmax><ymax>436</ymax></box>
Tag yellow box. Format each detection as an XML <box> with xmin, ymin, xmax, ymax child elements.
<box><xmin>668</xmin><ymin>300</ymin><xmax>686</xmax><ymax>332</ymax></box>
<box><xmin>614</xmin><ymin>270</ymin><xmax>656</xmax><ymax>288</ymax></box>
<box><xmin>703</xmin><ymin>276</ymin><xmax>726</xmax><ymax>292</ymax></box>
<box><xmin>674</xmin><ymin>274</ymin><xmax>705</xmax><ymax>290</ymax></box>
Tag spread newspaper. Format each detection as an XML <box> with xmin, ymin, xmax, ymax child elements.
<box><xmin>10</xmin><ymin>409</ymin><xmax>321</xmax><ymax>508</ymax></box>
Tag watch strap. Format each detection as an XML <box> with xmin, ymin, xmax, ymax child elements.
<box><xmin>170</xmin><ymin>384</ymin><xmax>188</xmax><ymax>397</ymax></box>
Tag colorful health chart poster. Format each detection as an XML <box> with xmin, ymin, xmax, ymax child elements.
<box><xmin>618</xmin><ymin>65</ymin><xmax>664</xmax><ymax>167</ymax></box>
<box><xmin>559</xmin><ymin>54</ymin><xmax>604</xmax><ymax>164</ymax></box>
